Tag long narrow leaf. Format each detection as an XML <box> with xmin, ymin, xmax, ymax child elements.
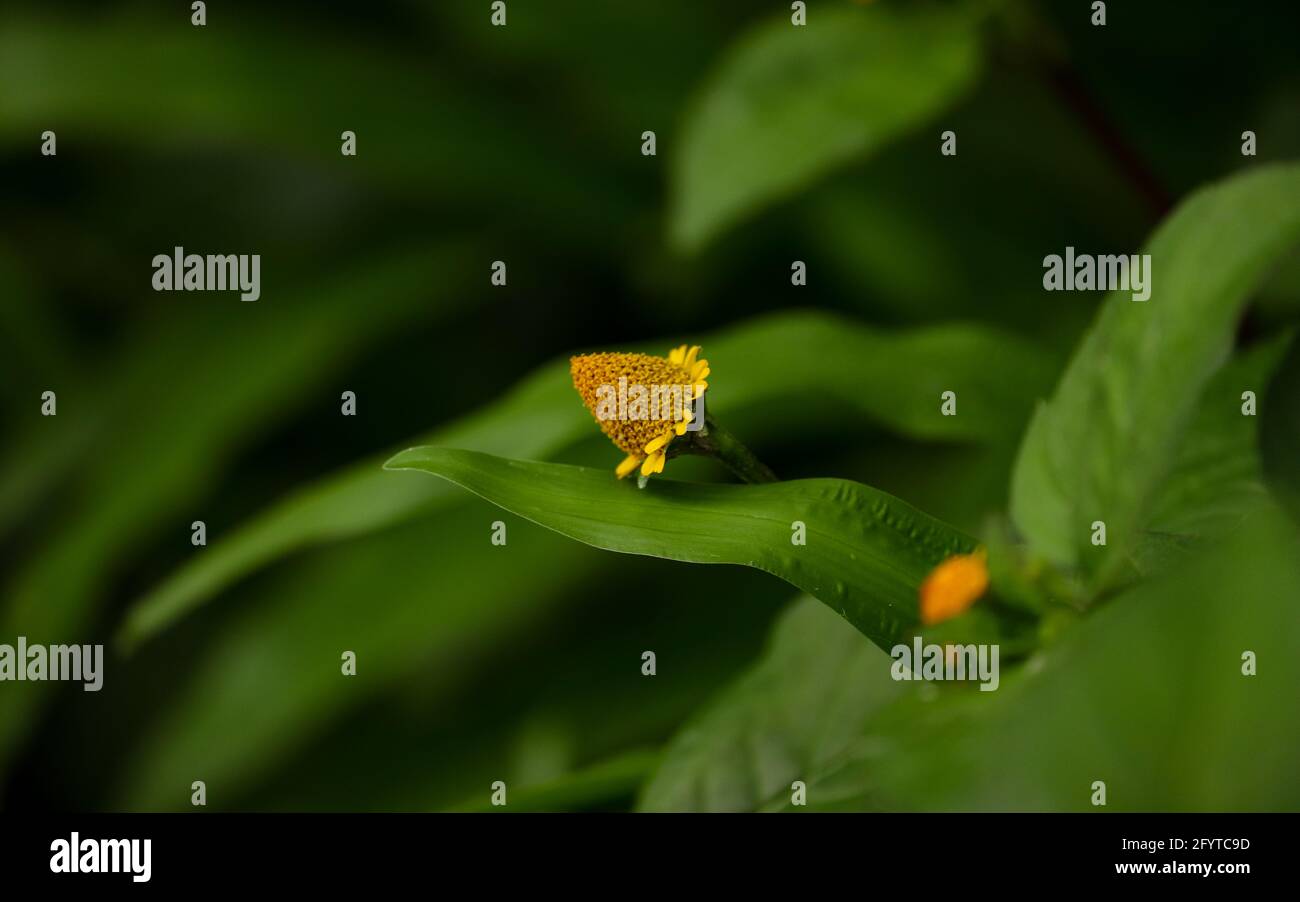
<box><xmin>384</xmin><ymin>448</ymin><xmax>975</xmax><ymax>649</ymax></box>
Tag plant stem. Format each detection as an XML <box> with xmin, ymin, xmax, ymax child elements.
<box><xmin>1042</xmin><ymin>64</ymin><xmax>1171</xmax><ymax>221</ymax></box>
<box><xmin>1000</xmin><ymin>0</ymin><xmax>1171</xmax><ymax>221</ymax></box>
<box><xmin>695</xmin><ymin>415</ymin><xmax>777</xmax><ymax>484</ymax></box>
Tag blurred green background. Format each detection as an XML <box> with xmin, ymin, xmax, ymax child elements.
<box><xmin>2</xmin><ymin>0</ymin><xmax>1298</xmax><ymax>811</ymax></box>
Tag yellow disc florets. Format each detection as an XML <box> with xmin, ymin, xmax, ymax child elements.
<box><xmin>570</xmin><ymin>344</ymin><xmax>710</xmax><ymax>478</ymax></box>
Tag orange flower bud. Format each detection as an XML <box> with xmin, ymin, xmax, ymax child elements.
<box><xmin>919</xmin><ymin>548</ymin><xmax>989</xmax><ymax>626</ymax></box>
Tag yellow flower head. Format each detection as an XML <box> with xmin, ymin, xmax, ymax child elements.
<box><xmin>919</xmin><ymin>548</ymin><xmax>989</xmax><ymax>626</ymax></box>
<box><xmin>570</xmin><ymin>344</ymin><xmax>710</xmax><ymax>478</ymax></box>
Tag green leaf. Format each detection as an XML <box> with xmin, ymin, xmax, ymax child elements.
<box><xmin>638</xmin><ymin>596</ymin><xmax>895</xmax><ymax>812</ymax></box>
<box><xmin>1010</xmin><ymin>163</ymin><xmax>1300</xmax><ymax>587</ymax></box>
<box><xmin>1140</xmin><ymin>334</ymin><xmax>1291</xmax><ymax>549</ymax></box>
<box><xmin>120</xmin><ymin>310</ymin><xmax>1053</xmax><ymax>648</ymax></box>
<box><xmin>383</xmin><ymin>448</ymin><xmax>975</xmax><ymax>650</ymax></box>
<box><xmin>671</xmin><ymin>4</ymin><xmax>982</xmax><ymax>251</ymax></box>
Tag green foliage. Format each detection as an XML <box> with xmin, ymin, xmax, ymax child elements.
<box><xmin>1142</xmin><ymin>334</ymin><xmax>1291</xmax><ymax>550</ymax></box>
<box><xmin>4</xmin><ymin>0</ymin><xmax>1298</xmax><ymax>816</ymax></box>
<box><xmin>671</xmin><ymin>4</ymin><xmax>982</xmax><ymax>250</ymax></box>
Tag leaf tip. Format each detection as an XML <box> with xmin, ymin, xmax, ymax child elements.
<box><xmin>382</xmin><ymin>447</ymin><xmax>429</xmax><ymax>471</ymax></box>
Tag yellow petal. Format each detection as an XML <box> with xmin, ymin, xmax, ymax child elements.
<box><xmin>691</xmin><ymin>363</ymin><xmax>711</xmax><ymax>381</ymax></box>
<box><xmin>674</xmin><ymin>419</ymin><xmax>690</xmax><ymax>436</ymax></box>
<box><xmin>668</xmin><ymin>345</ymin><xmax>686</xmax><ymax>365</ymax></box>
<box><xmin>644</xmin><ymin>433</ymin><xmax>672</xmax><ymax>453</ymax></box>
<box><xmin>640</xmin><ymin>451</ymin><xmax>663</xmax><ymax>477</ymax></box>
<box><xmin>683</xmin><ymin>345</ymin><xmax>701</xmax><ymax>369</ymax></box>
<box><xmin>616</xmin><ymin>454</ymin><xmax>642</xmax><ymax>479</ymax></box>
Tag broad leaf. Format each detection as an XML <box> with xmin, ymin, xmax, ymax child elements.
<box><xmin>1141</xmin><ymin>334</ymin><xmax>1290</xmax><ymax>547</ymax></box>
<box><xmin>671</xmin><ymin>4</ymin><xmax>981</xmax><ymax>250</ymax></box>
<box><xmin>1010</xmin><ymin>163</ymin><xmax>1300</xmax><ymax>587</ymax></box>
